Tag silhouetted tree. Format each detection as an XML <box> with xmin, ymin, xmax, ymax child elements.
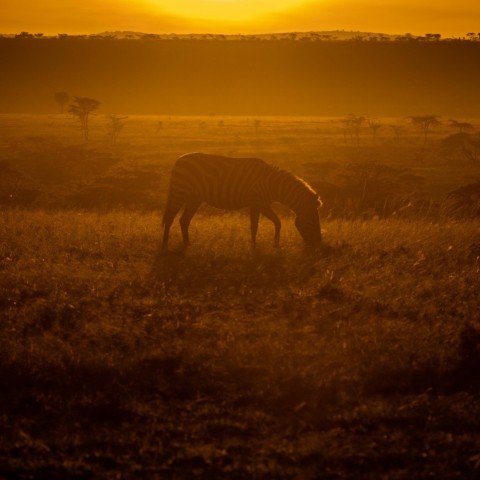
<box><xmin>107</xmin><ymin>114</ymin><xmax>127</xmax><ymax>146</ymax></box>
<box><xmin>253</xmin><ymin>119</ymin><xmax>261</xmax><ymax>136</ymax></box>
<box><xmin>425</xmin><ymin>33</ymin><xmax>442</xmax><ymax>41</ymax></box>
<box><xmin>390</xmin><ymin>124</ymin><xmax>405</xmax><ymax>142</ymax></box>
<box><xmin>449</xmin><ymin>119</ymin><xmax>474</xmax><ymax>134</ymax></box>
<box><xmin>341</xmin><ymin>114</ymin><xmax>365</xmax><ymax>145</ymax></box>
<box><xmin>340</xmin><ymin>117</ymin><xmax>351</xmax><ymax>143</ymax></box>
<box><xmin>367</xmin><ymin>118</ymin><xmax>383</xmax><ymax>144</ymax></box>
<box><xmin>54</xmin><ymin>91</ymin><xmax>69</xmax><ymax>113</ymax></box>
<box><xmin>15</xmin><ymin>32</ymin><xmax>33</xmax><ymax>38</ymax></box>
<box><xmin>408</xmin><ymin>115</ymin><xmax>441</xmax><ymax>145</ymax></box>
<box><xmin>68</xmin><ymin>96</ymin><xmax>100</xmax><ymax>142</ymax></box>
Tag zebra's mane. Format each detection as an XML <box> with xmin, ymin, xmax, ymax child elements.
<box><xmin>269</xmin><ymin>164</ymin><xmax>320</xmax><ymax>204</ymax></box>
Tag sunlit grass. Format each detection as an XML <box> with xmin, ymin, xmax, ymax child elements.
<box><xmin>2</xmin><ymin>209</ymin><xmax>479</xmax><ymax>386</ymax></box>
<box><xmin>2</xmin><ymin>103</ymin><xmax>480</xmax><ymax>477</ymax></box>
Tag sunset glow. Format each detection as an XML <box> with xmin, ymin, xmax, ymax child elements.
<box><xmin>146</xmin><ymin>0</ymin><xmax>310</xmax><ymax>21</ymax></box>
<box><xmin>1</xmin><ymin>0</ymin><xmax>480</xmax><ymax>37</ymax></box>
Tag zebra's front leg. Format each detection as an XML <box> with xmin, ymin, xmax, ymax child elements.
<box><xmin>162</xmin><ymin>212</ymin><xmax>177</xmax><ymax>251</ymax></box>
<box><xmin>260</xmin><ymin>205</ymin><xmax>281</xmax><ymax>247</ymax></box>
<box><xmin>250</xmin><ymin>208</ymin><xmax>260</xmax><ymax>246</ymax></box>
<box><xmin>180</xmin><ymin>199</ymin><xmax>201</xmax><ymax>248</ymax></box>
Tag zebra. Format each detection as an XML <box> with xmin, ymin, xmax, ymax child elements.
<box><xmin>161</xmin><ymin>153</ymin><xmax>322</xmax><ymax>249</ymax></box>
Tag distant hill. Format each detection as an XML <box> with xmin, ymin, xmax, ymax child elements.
<box><xmin>97</xmin><ymin>30</ymin><xmax>406</xmax><ymax>41</ymax></box>
<box><xmin>1</xmin><ymin>34</ymin><xmax>479</xmax><ymax>116</ymax></box>
<box><xmin>2</xmin><ymin>30</ymin><xmax>434</xmax><ymax>41</ymax></box>
<box><xmin>2</xmin><ymin>30</ymin><xmax>475</xmax><ymax>42</ymax></box>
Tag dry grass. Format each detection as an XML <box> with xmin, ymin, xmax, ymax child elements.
<box><xmin>1</xmin><ymin>209</ymin><xmax>480</xmax><ymax>478</ymax></box>
<box><xmin>1</xmin><ymin>113</ymin><xmax>480</xmax><ymax>477</ymax></box>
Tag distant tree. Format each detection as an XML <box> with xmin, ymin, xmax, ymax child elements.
<box><xmin>390</xmin><ymin>124</ymin><xmax>405</xmax><ymax>142</ymax></box>
<box><xmin>54</xmin><ymin>91</ymin><xmax>69</xmax><ymax>113</ymax></box>
<box><xmin>341</xmin><ymin>114</ymin><xmax>365</xmax><ymax>145</ymax></box>
<box><xmin>15</xmin><ymin>32</ymin><xmax>34</xmax><ymax>39</ymax></box>
<box><xmin>367</xmin><ymin>118</ymin><xmax>383</xmax><ymax>144</ymax></box>
<box><xmin>449</xmin><ymin>119</ymin><xmax>474</xmax><ymax>134</ymax></box>
<box><xmin>68</xmin><ymin>96</ymin><xmax>100</xmax><ymax>142</ymax></box>
<box><xmin>351</xmin><ymin>115</ymin><xmax>365</xmax><ymax>145</ymax></box>
<box><xmin>408</xmin><ymin>115</ymin><xmax>441</xmax><ymax>145</ymax></box>
<box><xmin>253</xmin><ymin>119</ymin><xmax>261</xmax><ymax>136</ymax></box>
<box><xmin>107</xmin><ymin>114</ymin><xmax>127</xmax><ymax>146</ymax></box>
<box><xmin>339</xmin><ymin>117</ymin><xmax>350</xmax><ymax>143</ymax></box>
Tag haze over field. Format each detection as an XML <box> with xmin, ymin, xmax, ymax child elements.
<box><xmin>1</xmin><ymin>35</ymin><xmax>480</xmax><ymax>116</ymax></box>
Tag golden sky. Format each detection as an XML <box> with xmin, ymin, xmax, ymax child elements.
<box><xmin>1</xmin><ymin>0</ymin><xmax>479</xmax><ymax>37</ymax></box>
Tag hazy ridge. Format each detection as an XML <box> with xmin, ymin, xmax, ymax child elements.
<box><xmin>2</xmin><ymin>30</ymin><xmax>414</xmax><ymax>40</ymax></box>
<box><xmin>2</xmin><ymin>34</ymin><xmax>480</xmax><ymax>116</ymax></box>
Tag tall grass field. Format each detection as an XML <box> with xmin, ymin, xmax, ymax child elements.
<box><xmin>1</xmin><ymin>115</ymin><xmax>480</xmax><ymax>478</ymax></box>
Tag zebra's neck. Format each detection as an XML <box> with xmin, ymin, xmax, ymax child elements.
<box><xmin>271</xmin><ymin>169</ymin><xmax>304</xmax><ymax>213</ymax></box>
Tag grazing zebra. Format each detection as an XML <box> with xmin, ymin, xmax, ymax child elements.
<box><xmin>162</xmin><ymin>153</ymin><xmax>322</xmax><ymax>249</ymax></box>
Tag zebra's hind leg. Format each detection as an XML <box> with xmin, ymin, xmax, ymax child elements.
<box><xmin>162</xmin><ymin>203</ymin><xmax>184</xmax><ymax>251</ymax></box>
<box><xmin>259</xmin><ymin>205</ymin><xmax>281</xmax><ymax>247</ymax></box>
<box><xmin>180</xmin><ymin>198</ymin><xmax>202</xmax><ymax>248</ymax></box>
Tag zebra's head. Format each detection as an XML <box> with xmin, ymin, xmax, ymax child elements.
<box><xmin>295</xmin><ymin>194</ymin><xmax>322</xmax><ymax>246</ymax></box>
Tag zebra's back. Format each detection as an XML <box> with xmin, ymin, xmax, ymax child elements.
<box><xmin>170</xmin><ymin>153</ymin><xmax>271</xmax><ymax>209</ymax></box>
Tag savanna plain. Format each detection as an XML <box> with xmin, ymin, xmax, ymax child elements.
<box><xmin>1</xmin><ymin>114</ymin><xmax>480</xmax><ymax>479</ymax></box>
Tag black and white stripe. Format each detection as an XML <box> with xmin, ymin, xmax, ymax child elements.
<box><xmin>162</xmin><ymin>153</ymin><xmax>322</xmax><ymax>249</ymax></box>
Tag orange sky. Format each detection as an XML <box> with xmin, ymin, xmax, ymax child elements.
<box><xmin>1</xmin><ymin>0</ymin><xmax>479</xmax><ymax>37</ymax></box>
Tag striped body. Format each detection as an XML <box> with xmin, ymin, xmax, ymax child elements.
<box><xmin>162</xmin><ymin>153</ymin><xmax>322</xmax><ymax>248</ymax></box>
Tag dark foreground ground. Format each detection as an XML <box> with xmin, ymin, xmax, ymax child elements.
<box><xmin>1</xmin><ymin>211</ymin><xmax>480</xmax><ymax>479</ymax></box>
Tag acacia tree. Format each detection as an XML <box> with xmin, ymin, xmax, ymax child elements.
<box><xmin>449</xmin><ymin>119</ymin><xmax>474</xmax><ymax>134</ymax></box>
<box><xmin>367</xmin><ymin>118</ymin><xmax>383</xmax><ymax>144</ymax></box>
<box><xmin>68</xmin><ymin>97</ymin><xmax>100</xmax><ymax>142</ymax></box>
<box><xmin>107</xmin><ymin>114</ymin><xmax>127</xmax><ymax>146</ymax></box>
<box><xmin>390</xmin><ymin>124</ymin><xmax>405</xmax><ymax>142</ymax></box>
<box><xmin>408</xmin><ymin>115</ymin><xmax>441</xmax><ymax>145</ymax></box>
<box><xmin>54</xmin><ymin>91</ymin><xmax>69</xmax><ymax>113</ymax></box>
<box><xmin>341</xmin><ymin>114</ymin><xmax>365</xmax><ymax>146</ymax></box>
